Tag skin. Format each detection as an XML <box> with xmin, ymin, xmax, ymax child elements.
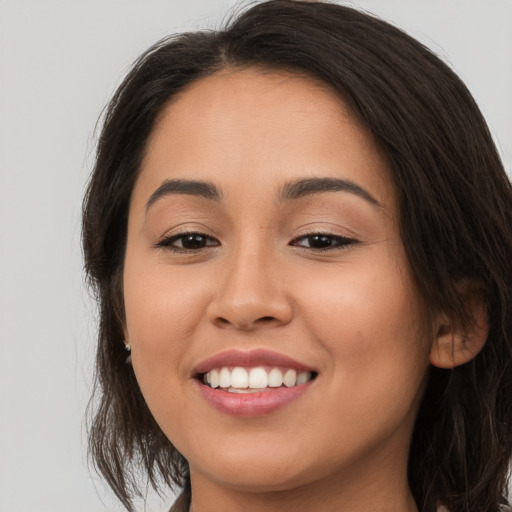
<box><xmin>123</xmin><ymin>68</ymin><xmax>440</xmax><ymax>512</ymax></box>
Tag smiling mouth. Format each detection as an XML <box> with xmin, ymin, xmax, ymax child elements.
<box><xmin>198</xmin><ymin>366</ymin><xmax>317</xmax><ymax>393</ymax></box>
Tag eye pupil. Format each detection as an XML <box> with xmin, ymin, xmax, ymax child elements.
<box><xmin>309</xmin><ymin>235</ymin><xmax>333</xmax><ymax>248</ymax></box>
<box><xmin>183</xmin><ymin>234</ymin><xmax>207</xmax><ymax>249</ymax></box>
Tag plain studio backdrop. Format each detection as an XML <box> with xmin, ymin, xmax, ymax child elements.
<box><xmin>0</xmin><ymin>1</ymin><xmax>511</xmax><ymax>511</ymax></box>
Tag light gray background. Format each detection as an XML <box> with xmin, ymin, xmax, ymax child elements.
<box><xmin>0</xmin><ymin>1</ymin><xmax>511</xmax><ymax>511</ymax></box>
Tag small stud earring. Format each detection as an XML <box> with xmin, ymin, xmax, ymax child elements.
<box><xmin>124</xmin><ymin>342</ymin><xmax>132</xmax><ymax>365</ymax></box>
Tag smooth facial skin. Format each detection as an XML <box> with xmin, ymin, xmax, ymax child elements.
<box><xmin>123</xmin><ymin>69</ymin><xmax>439</xmax><ymax>512</ymax></box>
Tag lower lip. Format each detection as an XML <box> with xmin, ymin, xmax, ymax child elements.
<box><xmin>195</xmin><ymin>380</ymin><xmax>313</xmax><ymax>417</ymax></box>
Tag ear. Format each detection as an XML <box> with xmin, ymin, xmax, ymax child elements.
<box><xmin>430</xmin><ymin>284</ymin><xmax>488</xmax><ymax>369</ymax></box>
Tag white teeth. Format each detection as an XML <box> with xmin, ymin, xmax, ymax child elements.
<box><xmin>283</xmin><ymin>369</ymin><xmax>297</xmax><ymax>388</ymax></box>
<box><xmin>210</xmin><ymin>369</ymin><xmax>220</xmax><ymax>389</ymax></box>
<box><xmin>249</xmin><ymin>367</ymin><xmax>268</xmax><ymax>388</ymax></box>
<box><xmin>296</xmin><ymin>371</ymin><xmax>311</xmax><ymax>385</ymax></box>
<box><xmin>202</xmin><ymin>366</ymin><xmax>314</xmax><ymax>390</ymax></box>
<box><xmin>231</xmin><ymin>367</ymin><xmax>249</xmax><ymax>388</ymax></box>
<box><xmin>268</xmin><ymin>368</ymin><xmax>283</xmax><ymax>387</ymax></box>
<box><xmin>219</xmin><ymin>368</ymin><xmax>231</xmax><ymax>388</ymax></box>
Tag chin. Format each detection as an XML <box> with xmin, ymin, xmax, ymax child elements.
<box><xmin>197</xmin><ymin>461</ymin><xmax>314</xmax><ymax>494</ymax></box>
<box><xmin>186</xmin><ymin>436</ymin><xmax>336</xmax><ymax>495</ymax></box>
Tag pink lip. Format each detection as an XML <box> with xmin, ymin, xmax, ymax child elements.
<box><xmin>192</xmin><ymin>348</ymin><xmax>315</xmax><ymax>375</ymax></box>
<box><xmin>195</xmin><ymin>379</ymin><xmax>313</xmax><ymax>417</ymax></box>
<box><xmin>192</xmin><ymin>349</ymin><xmax>316</xmax><ymax>417</ymax></box>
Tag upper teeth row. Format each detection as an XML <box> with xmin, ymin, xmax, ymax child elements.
<box><xmin>203</xmin><ymin>367</ymin><xmax>312</xmax><ymax>389</ymax></box>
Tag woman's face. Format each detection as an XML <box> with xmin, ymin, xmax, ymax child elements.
<box><xmin>123</xmin><ymin>69</ymin><xmax>433</xmax><ymax>496</ymax></box>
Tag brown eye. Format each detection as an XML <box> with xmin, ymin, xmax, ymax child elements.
<box><xmin>157</xmin><ymin>232</ymin><xmax>220</xmax><ymax>251</ymax></box>
<box><xmin>180</xmin><ymin>234</ymin><xmax>209</xmax><ymax>249</ymax></box>
<box><xmin>291</xmin><ymin>233</ymin><xmax>356</xmax><ymax>251</ymax></box>
<box><xmin>305</xmin><ymin>235</ymin><xmax>336</xmax><ymax>249</ymax></box>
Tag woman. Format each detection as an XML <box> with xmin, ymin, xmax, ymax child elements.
<box><xmin>82</xmin><ymin>1</ymin><xmax>512</xmax><ymax>511</ymax></box>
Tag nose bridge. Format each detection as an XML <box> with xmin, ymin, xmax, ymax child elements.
<box><xmin>207</xmin><ymin>237</ymin><xmax>292</xmax><ymax>330</ymax></box>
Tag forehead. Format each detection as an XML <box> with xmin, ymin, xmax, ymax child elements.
<box><xmin>135</xmin><ymin>67</ymin><xmax>394</xmax><ymax>210</ymax></box>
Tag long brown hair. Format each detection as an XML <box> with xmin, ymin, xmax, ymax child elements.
<box><xmin>82</xmin><ymin>2</ymin><xmax>512</xmax><ymax>510</ymax></box>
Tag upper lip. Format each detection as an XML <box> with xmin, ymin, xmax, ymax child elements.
<box><xmin>192</xmin><ymin>349</ymin><xmax>316</xmax><ymax>376</ymax></box>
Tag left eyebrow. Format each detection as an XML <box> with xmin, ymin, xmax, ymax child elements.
<box><xmin>280</xmin><ymin>177</ymin><xmax>382</xmax><ymax>208</ymax></box>
<box><xmin>145</xmin><ymin>179</ymin><xmax>222</xmax><ymax>212</ymax></box>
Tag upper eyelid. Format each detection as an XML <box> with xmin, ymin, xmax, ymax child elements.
<box><xmin>290</xmin><ymin>227</ymin><xmax>357</xmax><ymax>241</ymax></box>
<box><xmin>155</xmin><ymin>231</ymin><xmax>219</xmax><ymax>248</ymax></box>
<box><xmin>166</xmin><ymin>230</ymin><xmax>215</xmax><ymax>239</ymax></box>
<box><xmin>290</xmin><ymin>233</ymin><xmax>356</xmax><ymax>244</ymax></box>
<box><xmin>157</xmin><ymin>226</ymin><xmax>218</xmax><ymax>241</ymax></box>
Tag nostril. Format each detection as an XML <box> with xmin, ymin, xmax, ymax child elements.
<box><xmin>257</xmin><ymin>316</ymin><xmax>277</xmax><ymax>323</ymax></box>
<box><xmin>214</xmin><ymin>315</ymin><xmax>278</xmax><ymax>330</ymax></box>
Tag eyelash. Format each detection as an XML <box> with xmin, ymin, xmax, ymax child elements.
<box><xmin>156</xmin><ymin>231</ymin><xmax>357</xmax><ymax>253</ymax></box>
<box><xmin>156</xmin><ymin>231</ymin><xmax>219</xmax><ymax>252</ymax></box>
<box><xmin>289</xmin><ymin>233</ymin><xmax>357</xmax><ymax>252</ymax></box>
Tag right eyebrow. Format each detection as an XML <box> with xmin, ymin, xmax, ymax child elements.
<box><xmin>145</xmin><ymin>179</ymin><xmax>222</xmax><ymax>212</ymax></box>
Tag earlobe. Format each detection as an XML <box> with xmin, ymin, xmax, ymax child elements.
<box><xmin>429</xmin><ymin>288</ymin><xmax>489</xmax><ymax>369</ymax></box>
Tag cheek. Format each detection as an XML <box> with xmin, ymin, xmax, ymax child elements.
<box><xmin>295</xmin><ymin>258</ymin><xmax>431</xmax><ymax>390</ymax></box>
<box><xmin>122</xmin><ymin>259</ymin><xmax>213</xmax><ymax>408</ymax></box>
<box><xmin>124</xmin><ymin>262</ymin><xmax>207</xmax><ymax>344</ymax></box>
<box><xmin>295</xmin><ymin>271</ymin><xmax>431</xmax><ymax>454</ymax></box>
<box><xmin>122</xmin><ymin>266</ymin><xmax>207</xmax><ymax>439</ymax></box>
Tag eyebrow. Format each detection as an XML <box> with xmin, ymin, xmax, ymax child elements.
<box><xmin>146</xmin><ymin>179</ymin><xmax>221</xmax><ymax>211</ymax></box>
<box><xmin>145</xmin><ymin>176</ymin><xmax>381</xmax><ymax>211</ymax></box>
<box><xmin>280</xmin><ymin>177</ymin><xmax>381</xmax><ymax>207</ymax></box>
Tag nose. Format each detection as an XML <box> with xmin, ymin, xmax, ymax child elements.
<box><xmin>206</xmin><ymin>248</ymin><xmax>293</xmax><ymax>331</ymax></box>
